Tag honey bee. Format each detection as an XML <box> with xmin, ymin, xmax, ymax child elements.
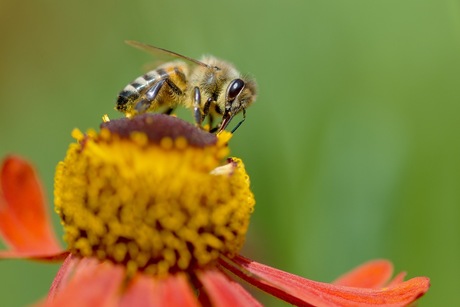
<box><xmin>116</xmin><ymin>41</ymin><xmax>257</xmax><ymax>133</ymax></box>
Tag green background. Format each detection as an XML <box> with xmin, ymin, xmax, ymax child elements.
<box><xmin>0</xmin><ymin>1</ymin><xmax>458</xmax><ymax>306</ymax></box>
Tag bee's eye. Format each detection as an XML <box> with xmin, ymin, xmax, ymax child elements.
<box><xmin>226</xmin><ymin>79</ymin><xmax>245</xmax><ymax>102</ymax></box>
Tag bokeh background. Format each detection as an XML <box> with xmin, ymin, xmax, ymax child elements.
<box><xmin>0</xmin><ymin>1</ymin><xmax>458</xmax><ymax>305</ymax></box>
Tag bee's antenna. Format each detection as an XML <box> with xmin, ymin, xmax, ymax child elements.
<box><xmin>230</xmin><ymin>109</ymin><xmax>246</xmax><ymax>134</ymax></box>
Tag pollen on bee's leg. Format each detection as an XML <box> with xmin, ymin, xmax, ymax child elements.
<box><xmin>54</xmin><ymin>114</ymin><xmax>255</xmax><ymax>276</ymax></box>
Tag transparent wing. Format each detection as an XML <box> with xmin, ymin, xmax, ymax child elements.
<box><xmin>125</xmin><ymin>40</ymin><xmax>212</xmax><ymax>69</ymax></box>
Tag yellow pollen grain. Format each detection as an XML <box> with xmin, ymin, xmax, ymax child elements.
<box><xmin>175</xmin><ymin>136</ymin><xmax>188</xmax><ymax>149</ymax></box>
<box><xmin>71</xmin><ymin>129</ymin><xmax>85</xmax><ymax>142</ymax></box>
<box><xmin>99</xmin><ymin>128</ymin><xmax>111</xmax><ymax>141</ymax></box>
<box><xmin>130</xmin><ymin>132</ymin><xmax>149</xmax><ymax>146</ymax></box>
<box><xmin>160</xmin><ymin>137</ymin><xmax>174</xmax><ymax>149</ymax></box>
<box><xmin>54</xmin><ymin>127</ymin><xmax>254</xmax><ymax>276</ymax></box>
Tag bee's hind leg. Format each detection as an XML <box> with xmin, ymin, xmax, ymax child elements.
<box><xmin>134</xmin><ymin>79</ymin><xmax>166</xmax><ymax>114</ymax></box>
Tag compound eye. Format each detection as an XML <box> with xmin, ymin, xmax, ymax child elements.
<box><xmin>226</xmin><ymin>79</ymin><xmax>245</xmax><ymax>102</ymax></box>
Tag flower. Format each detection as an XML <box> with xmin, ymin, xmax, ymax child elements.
<box><xmin>0</xmin><ymin>114</ymin><xmax>430</xmax><ymax>306</ymax></box>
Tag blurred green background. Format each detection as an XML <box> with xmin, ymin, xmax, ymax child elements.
<box><xmin>1</xmin><ymin>0</ymin><xmax>458</xmax><ymax>305</ymax></box>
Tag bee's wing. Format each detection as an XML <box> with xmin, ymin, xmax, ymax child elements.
<box><xmin>125</xmin><ymin>40</ymin><xmax>213</xmax><ymax>69</ymax></box>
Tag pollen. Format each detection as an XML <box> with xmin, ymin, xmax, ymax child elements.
<box><xmin>54</xmin><ymin>114</ymin><xmax>255</xmax><ymax>276</ymax></box>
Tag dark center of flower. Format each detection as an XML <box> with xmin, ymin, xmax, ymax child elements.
<box><xmin>54</xmin><ymin>114</ymin><xmax>255</xmax><ymax>276</ymax></box>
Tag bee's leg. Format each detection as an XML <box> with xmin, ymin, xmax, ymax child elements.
<box><xmin>193</xmin><ymin>87</ymin><xmax>203</xmax><ymax>126</ymax></box>
<box><xmin>165</xmin><ymin>78</ymin><xmax>183</xmax><ymax>96</ymax></box>
<box><xmin>200</xmin><ymin>97</ymin><xmax>215</xmax><ymax>131</ymax></box>
<box><xmin>230</xmin><ymin>108</ymin><xmax>246</xmax><ymax>134</ymax></box>
<box><xmin>203</xmin><ymin>98</ymin><xmax>212</xmax><ymax>120</ymax></box>
<box><xmin>135</xmin><ymin>76</ymin><xmax>183</xmax><ymax>114</ymax></box>
<box><xmin>208</xmin><ymin>113</ymin><xmax>215</xmax><ymax>131</ymax></box>
<box><xmin>161</xmin><ymin>78</ymin><xmax>183</xmax><ymax>115</ymax></box>
<box><xmin>135</xmin><ymin>79</ymin><xmax>166</xmax><ymax>113</ymax></box>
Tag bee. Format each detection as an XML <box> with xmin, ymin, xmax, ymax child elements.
<box><xmin>116</xmin><ymin>41</ymin><xmax>257</xmax><ymax>133</ymax></box>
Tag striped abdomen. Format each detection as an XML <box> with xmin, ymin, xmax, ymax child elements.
<box><xmin>116</xmin><ymin>63</ymin><xmax>188</xmax><ymax>117</ymax></box>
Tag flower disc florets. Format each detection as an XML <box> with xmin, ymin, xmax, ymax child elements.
<box><xmin>54</xmin><ymin>114</ymin><xmax>255</xmax><ymax>276</ymax></box>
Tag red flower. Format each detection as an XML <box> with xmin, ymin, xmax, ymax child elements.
<box><xmin>0</xmin><ymin>115</ymin><xmax>430</xmax><ymax>306</ymax></box>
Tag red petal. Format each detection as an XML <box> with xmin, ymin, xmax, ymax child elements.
<box><xmin>220</xmin><ymin>255</ymin><xmax>430</xmax><ymax>307</ymax></box>
<box><xmin>121</xmin><ymin>272</ymin><xmax>200</xmax><ymax>307</ymax></box>
<box><xmin>0</xmin><ymin>250</ymin><xmax>68</xmax><ymax>260</ymax></box>
<box><xmin>119</xmin><ymin>274</ymin><xmax>156</xmax><ymax>307</ymax></box>
<box><xmin>197</xmin><ymin>268</ymin><xmax>262</xmax><ymax>307</ymax></box>
<box><xmin>47</xmin><ymin>253</ymin><xmax>79</xmax><ymax>301</ymax></box>
<box><xmin>333</xmin><ymin>259</ymin><xmax>393</xmax><ymax>288</ymax></box>
<box><xmin>0</xmin><ymin>156</ymin><xmax>62</xmax><ymax>255</ymax></box>
<box><xmin>44</xmin><ymin>258</ymin><xmax>124</xmax><ymax>307</ymax></box>
<box><xmin>387</xmin><ymin>272</ymin><xmax>407</xmax><ymax>287</ymax></box>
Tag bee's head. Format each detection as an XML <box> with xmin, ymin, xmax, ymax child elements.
<box><xmin>219</xmin><ymin>78</ymin><xmax>257</xmax><ymax>132</ymax></box>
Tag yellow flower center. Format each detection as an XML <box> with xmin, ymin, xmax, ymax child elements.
<box><xmin>54</xmin><ymin>114</ymin><xmax>255</xmax><ymax>276</ymax></box>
